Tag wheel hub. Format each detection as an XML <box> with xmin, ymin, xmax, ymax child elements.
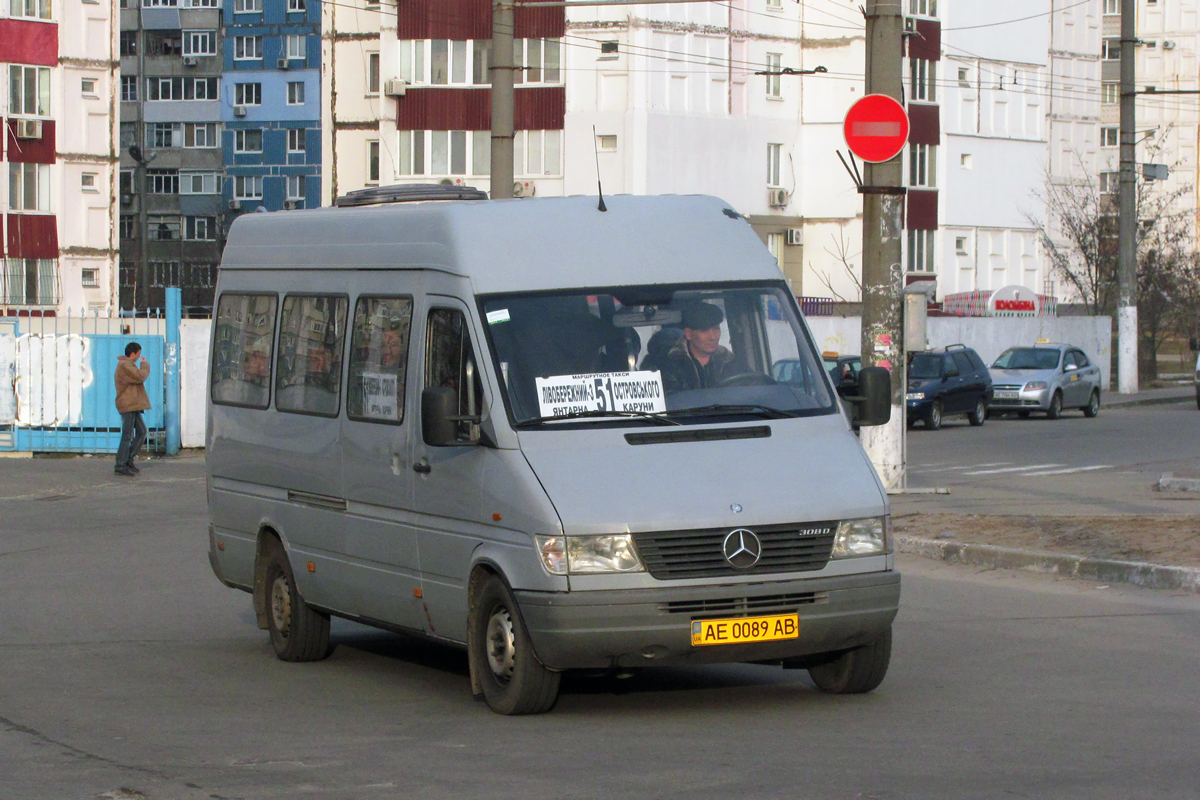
<box><xmin>485</xmin><ymin>607</ymin><xmax>516</xmax><ymax>682</ymax></box>
<box><xmin>270</xmin><ymin>574</ymin><xmax>291</xmax><ymax>638</ymax></box>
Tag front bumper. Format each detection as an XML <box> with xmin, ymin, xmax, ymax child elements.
<box><xmin>989</xmin><ymin>387</ymin><xmax>1051</xmax><ymax>411</ymax></box>
<box><xmin>516</xmin><ymin>570</ymin><xmax>900</xmax><ymax>670</ymax></box>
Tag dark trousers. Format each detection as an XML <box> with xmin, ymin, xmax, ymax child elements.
<box><xmin>116</xmin><ymin>410</ymin><xmax>146</xmax><ymax>468</ymax></box>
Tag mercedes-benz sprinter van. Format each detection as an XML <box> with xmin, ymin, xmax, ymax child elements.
<box><xmin>206</xmin><ymin>188</ymin><xmax>898</xmax><ymax>715</ymax></box>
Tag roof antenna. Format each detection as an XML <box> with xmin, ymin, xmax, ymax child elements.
<box><xmin>593</xmin><ymin>125</ymin><xmax>607</xmax><ymax>212</ymax></box>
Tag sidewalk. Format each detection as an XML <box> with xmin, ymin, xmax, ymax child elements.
<box><xmin>1102</xmin><ymin>383</ymin><xmax>1196</xmax><ymax>407</ymax></box>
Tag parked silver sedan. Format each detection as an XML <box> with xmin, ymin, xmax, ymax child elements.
<box><xmin>987</xmin><ymin>343</ymin><xmax>1102</xmax><ymax>420</ymax></box>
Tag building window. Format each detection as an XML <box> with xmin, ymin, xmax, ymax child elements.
<box><xmin>287</xmin><ymin>81</ymin><xmax>305</xmax><ymax>105</ymax></box>
<box><xmin>145</xmin><ymin>30</ymin><xmax>183</xmax><ymax>57</ymax></box>
<box><xmin>767</xmin><ymin>142</ymin><xmax>782</xmax><ymax>187</ymax></box>
<box><xmin>122</xmin><ymin>75</ymin><xmax>138</xmax><ymax>101</ymax></box>
<box><xmin>234</xmin><ymin>129</ymin><xmax>264</xmax><ymax>153</ymax></box>
<box><xmin>907</xmin><ymin>230</ymin><xmax>935</xmax><ymax>272</ymax></box>
<box><xmin>120</xmin><ymin>215</ymin><xmax>138</xmax><ymax>240</ymax></box>
<box><xmin>82</xmin><ymin>269</ymin><xmax>100</xmax><ymax>288</ymax></box>
<box><xmin>909</xmin><ymin>0</ymin><xmax>936</xmax><ymax>18</ymax></box>
<box><xmin>146</xmin><ymin>77</ymin><xmax>218</xmax><ymax>101</ymax></box>
<box><xmin>2</xmin><ymin>259</ymin><xmax>59</xmax><ymax>306</ymax></box>
<box><xmin>184</xmin><ymin>122</ymin><xmax>217</xmax><ymax>148</ymax></box>
<box><xmin>82</xmin><ymin>78</ymin><xmax>98</xmax><ymax>96</ymax></box>
<box><xmin>183</xmin><ymin>0</ymin><xmax>219</xmax><ymax>6</ymax></box>
<box><xmin>515</xmin><ymin>38</ymin><xmax>562</xmax><ymax>85</ymax></box>
<box><xmin>765</xmin><ymin>53</ymin><xmax>782</xmax><ymax>98</ymax></box>
<box><xmin>149</xmin><ymin>215</ymin><xmax>181</xmax><ymax>241</ymax></box>
<box><xmin>82</xmin><ymin>173</ymin><xmax>98</xmax><ymax>192</ymax></box>
<box><xmin>148</xmin><ymin>122</ymin><xmax>182</xmax><ymax>148</ymax></box>
<box><xmin>367</xmin><ymin>52</ymin><xmax>380</xmax><ymax>95</ymax></box>
<box><xmin>955</xmin><ymin>236</ymin><xmax>968</xmax><ymax>255</ymax></box>
<box><xmin>234</xmin><ymin>36</ymin><xmax>263</xmax><ymax>61</ymax></box>
<box><xmin>143</xmin><ymin>0</ymin><xmax>179</xmax><ymax>6</ymax></box>
<box><xmin>597</xmin><ymin>134</ymin><xmax>617</xmax><ymax>152</ymax></box>
<box><xmin>910</xmin><ymin>58</ymin><xmax>936</xmax><ymax>102</ymax></box>
<box><xmin>1100</xmin><ymin>171</ymin><xmax>1118</xmax><ymax>194</ymax></box>
<box><xmin>149</xmin><ymin>262</ymin><xmax>182</xmax><ymax>288</ymax></box>
<box><xmin>957</xmin><ymin>67</ymin><xmax>970</xmax><ymax>88</ymax></box>
<box><xmin>1103</xmin><ymin>0</ymin><xmax>1118</xmax><ymax>13</ymax></box>
<box><xmin>1102</xmin><ymin>82</ymin><xmax>1118</xmax><ymax>105</ymax></box>
<box><xmin>766</xmin><ymin>0</ymin><xmax>782</xmax><ymax>8</ymax></box>
<box><xmin>233</xmin><ymin>0</ymin><xmax>262</xmax><ymax>12</ymax></box>
<box><xmin>234</xmin><ymin>175</ymin><xmax>264</xmax><ymax>200</ymax></box>
<box><xmin>909</xmin><ymin>143</ymin><xmax>936</xmax><ymax>187</ymax></box>
<box><xmin>120</xmin><ymin>31</ymin><xmax>138</xmax><ymax>57</ymax></box>
<box><xmin>287</xmin><ymin>0</ymin><xmax>305</xmax><ymax>10</ymax></box>
<box><xmin>397</xmin><ymin>129</ymin><xmax>555</xmax><ymax>178</ymax></box>
<box><xmin>1102</xmin><ymin>38</ymin><xmax>1121</xmax><ymax>60</ymax></box>
<box><xmin>368</xmin><ymin>140</ymin><xmax>380</xmax><ymax>182</ymax></box>
<box><xmin>183</xmin><ymin>30</ymin><xmax>217</xmax><ymax>56</ymax></box>
<box><xmin>514</xmin><ymin>129</ymin><xmax>561</xmax><ymax>177</ymax></box>
<box><xmin>120</xmin><ymin>170</ymin><xmax>134</xmax><ymax>195</ymax></box>
<box><xmin>120</xmin><ymin>122</ymin><xmax>137</xmax><ymax>149</ymax></box>
<box><xmin>235</xmin><ymin>82</ymin><xmax>262</xmax><ymax>105</ymax></box>
<box><xmin>146</xmin><ymin>169</ymin><xmax>180</xmax><ymax>194</ymax></box>
<box><xmin>180</xmin><ymin>172</ymin><xmax>218</xmax><ymax>194</ymax></box>
<box><xmin>8</xmin><ymin>65</ymin><xmax>51</xmax><ymax>116</ymax></box>
<box><xmin>401</xmin><ymin>38</ymin><xmax>561</xmax><ymax>87</ymax></box>
<box><xmin>8</xmin><ymin>163</ymin><xmax>52</xmax><ymax>211</ymax></box>
<box><xmin>1102</xmin><ymin>126</ymin><xmax>1118</xmax><ymax>147</ymax></box>
<box><xmin>11</xmin><ymin>0</ymin><xmax>53</xmax><ymax>19</ymax></box>
<box><xmin>184</xmin><ymin>216</ymin><xmax>217</xmax><ymax>241</ymax></box>
<box><xmin>287</xmin><ymin>128</ymin><xmax>307</xmax><ymax>153</ymax></box>
<box><xmin>286</xmin><ymin>35</ymin><xmax>306</xmax><ymax>60</ymax></box>
<box><xmin>286</xmin><ymin>175</ymin><xmax>306</xmax><ymax>201</ymax></box>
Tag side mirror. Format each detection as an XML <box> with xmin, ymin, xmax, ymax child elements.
<box><xmin>1064</xmin><ymin>363</ymin><xmax>1077</xmax><ymax>372</ymax></box>
<box><xmin>944</xmin><ymin>368</ymin><xmax>959</xmax><ymax>379</ymax></box>
<box><xmin>422</xmin><ymin>387</ymin><xmax>482</xmax><ymax>447</ymax></box>
<box><xmin>855</xmin><ymin>366</ymin><xmax>891</xmax><ymax>427</ymax></box>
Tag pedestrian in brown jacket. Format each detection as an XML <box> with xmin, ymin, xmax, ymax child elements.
<box><xmin>114</xmin><ymin>342</ymin><xmax>152</xmax><ymax>476</ymax></box>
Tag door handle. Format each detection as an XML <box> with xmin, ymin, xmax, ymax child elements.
<box><xmin>413</xmin><ymin>458</ymin><xmax>431</xmax><ymax>474</ymax></box>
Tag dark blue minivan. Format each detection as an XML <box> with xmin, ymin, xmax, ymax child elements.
<box><xmin>906</xmin><ymin>345</ymin><xmax>993</xmax><ymax>430</ymax></box>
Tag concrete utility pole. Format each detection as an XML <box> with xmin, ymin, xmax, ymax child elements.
<box><xmin>858</xmin><ymin>0</ymin><xmax>906</xmax><ymax>490</ymax></box>
<box><xmin>490</xmin><ymin>0</ymin><xmax>515</xmax><ymax>199</ymax></box>
<box><xmin>1117</xmin><ymin>0</ymin><xmax>1138</xmax><ymax>393</ymax></box>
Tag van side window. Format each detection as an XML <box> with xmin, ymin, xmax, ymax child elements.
<box><xmin>347</xmin><ymin>296</ymin><xmax>413</xmax><ymax>423</ymax></box>
<box><xmin>275</xmin><ymin>294</ymin><xmax>348</xmax><ymax>417</ymax></box>
<box><xmin>211</xmin><ymin>293</ymin><xmax>278</xmax><ymax>409</ymax></box>
<box><xmin>952</xmin><ymin>352</ymin><xmax>974</xmax><ymax>375</ymax></box>
<box><xmin>425</xmin><ymin>308</ymin><xmax>483</xmax><ymax>441</ymax></box>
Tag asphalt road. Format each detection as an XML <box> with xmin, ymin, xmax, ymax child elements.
<box><xmin>2</xmin><ymin>454</ymin><xmax>1200</xmax><ymax>799</ymax></box>
<box><xmin>898</xmin><ymin>399</ymin><xmax>1200</xmax><ymax>515</ymax></box>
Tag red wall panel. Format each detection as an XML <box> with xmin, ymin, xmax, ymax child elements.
<box><xmin>6</xmin><ymin>214</ymin><xmax>59</xmax><ymax>259</ymax></box>
<box><xmin>6</xmin><ymin>119</ymin><xmax>56</xmax><ymax>164</ymax></box>
<box><xmin>908</xmin><ymin>103</ymin><xmax>939</xmax><ymax>146</ymax></box>
<box><xmin>907</xmin><ymin>189</ymin><xmax>938</xmax><ymax>231</ymax></box>
<box><xmin>396</xmin><ymin>0</ymin><xmax>563</xmax><ymax>40</ymax></box>
<box><xmin>0</xmin><ymin>20</ymin><xmax>58</xmax><ymax>66</ymax></box>
<box><xmin>395</xmin><ymin>87</ymin><xmax>564</xmax><ymax>131</ymax></box>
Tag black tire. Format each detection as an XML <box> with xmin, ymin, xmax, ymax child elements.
<box><xmin>925</xmin><ymin>400</ymin><xmax>943</xmax><ymax>430</ymax></box>
<box><xmin>1046</xmin><ymin>391</ymin><xmax>1063</xmax><ymax>420</ymax></box>
<box><xmin>1195</xmin><ymin>391</ymin><xmax>1199</xmax><ymax>410</ymax></box>
<box><xmin>264</xmin><ymin>542</ymin><xmax>331</xmax><ymax>662</ymax></box>
<box><xmin>968</xmin><ymin>398</ymin><xmax>986</xmax><ymax>427</ymax></box>
<box><xmin>1017</xmin><ymin>410</ymin><xmax>1031</xmax><ymax>419</ymax></box>
<box><xmin>468</xmin><ymin>573</ymin><xmax>560</xmax><ymax>715</ymax></box>
<box><xmin>809</xmin><ymin>627</ymin><xmax>892</xmax><ymax>694</ymax></box>
<box><xmin>1083</xmin><ymin>390</ymin><xmax>1100</xmax><ymax>418</ymax></box>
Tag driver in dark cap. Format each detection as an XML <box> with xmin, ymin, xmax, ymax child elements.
<box><xmin>657</xmin><ymin>301</ymin><xmax>735</xmax><ymax>392</ymax></box>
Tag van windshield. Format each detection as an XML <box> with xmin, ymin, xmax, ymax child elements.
<box><xmin>479</xmin><ymin>283</ymin><xmax>837</xmax><ymax>426</ymax></box>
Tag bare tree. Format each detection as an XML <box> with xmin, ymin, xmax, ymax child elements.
<box><xmin>811</xmin><ymin>227</ymin><xmax>863</xmax><ymax>303</ymax></box>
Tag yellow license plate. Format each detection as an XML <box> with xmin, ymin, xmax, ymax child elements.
<box><xmin>690</xmin><ymin>614</ymin><xmax>799</xmax><ymax>647</ymax></box>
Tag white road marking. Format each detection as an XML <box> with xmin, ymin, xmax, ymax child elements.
<box><xmin>914</xmin><ymin>462</ymin><xmax>1012</xmax><ymax>473</ymax></box>
<box><xmin>1020</xmin><ymin>465</ymin><xmax>1113</xmax><ymax>477</ymax></box>
<box><xmin>962</xmin><ymin>464</ymin><xmax>1066</xmax><ymax>475</ymax></box>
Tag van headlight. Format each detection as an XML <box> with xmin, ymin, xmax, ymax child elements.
<box><xmin>831</xmin><ymin>517</ymin><xmax>889</xmax><ymax>558</ymax></box>
<box><xmin>535</xmin><ymin>534</ymin><xmax>645</xmax><ymax>575</ymax></box>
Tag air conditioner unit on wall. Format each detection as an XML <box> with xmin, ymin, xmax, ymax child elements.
<box><xmin>785</xmin><ymin>228</ymin><xmax>803</xmax><ymax>246</ymax></box>
<box><xmin>233</xmin><ymin>105</ymin><xmax>247</xmax><ymax>117</ymax></box>
<box><xmin>183</xmin><ymin>56</ymin><xmax>198</xmax><ymax>67</ymax></box>
<box><xmin>283</xmin><ymin>200</ymin><xmax>297</xmax><ymax>210</ymax></box>
<box><xmin>384</xmin><ymin>79</ymin><xmax>407</xmax><ymax>97</ymax></box>
<box><xmin>278</xmin><ymin>58</ymin><xmax>290</xmax><ymax>69</ymax></box>
<box><xmin>1163</xmin><ymin>40</ymin><xmax>1176</xmax><ymax>49</ymax></box>
<box><xmin>15</xmin><ymin>119</ymin><xmax>43</xmax><ymax>139</ymax></box>
<box><xmin>228</xmin><ymin>199</ymin><xmax>241</xmax><ymax>210</ymax></box>
<box><xmin>768</xmin><ymin>188</ymin><xmax>789</xmax><ymax>208</ymax></box>
<box><xmin>513</xmin><ymin>181</ymin><xmax>536</xmax><ymax>198</ymax></box>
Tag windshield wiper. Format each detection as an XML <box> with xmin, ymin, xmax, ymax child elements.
<box><xmin>666</xmin><ymin>404</ymin><xmax>796</xmax><ymax>420</ymax></box>
<box><xmin>515</xmin><ymin>409</ymin><xmax>682</xmax><ymax>428</ymax></box>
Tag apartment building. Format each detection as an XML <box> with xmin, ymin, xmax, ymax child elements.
<box><xmin>3</xmin><ymin>0</ymin><xmax>119</xmax><ymax>316</ymax></box>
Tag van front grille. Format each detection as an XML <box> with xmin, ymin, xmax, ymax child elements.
<box><xmin>662</xmin><ymin>591</ymin><xmax>828</xmax><ymax>616</ymax></box>
<box><xmin>632</xmin><ymin>522</ymin><xmax>837</xmax><ymax>580</ymax></box>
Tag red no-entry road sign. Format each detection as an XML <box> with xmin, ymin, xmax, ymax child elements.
<box><xmin>843</xmin><ymin>94</ymin><xmax>910</xmax><ymax>163</ymax></box>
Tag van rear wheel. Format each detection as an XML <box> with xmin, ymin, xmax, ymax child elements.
<box><xmin>808</xmin><ymin>627</ymin><xmax>892</xmax><ymax>694</ymax></box>
<box><xmin>264</xmin><ymin>542</ymin><xmax>330</xmax><ymax>662</ymax></box>
<box><xmin>468</xmin><ymin>573</ymin><xmax>560</xmax><ymax>715</ymax></box>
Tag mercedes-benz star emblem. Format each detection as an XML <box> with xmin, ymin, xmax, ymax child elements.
<box><xmin>722</xmin><ymin>529</ymin><xmax>762</xmax><ymax>569</ymax></box>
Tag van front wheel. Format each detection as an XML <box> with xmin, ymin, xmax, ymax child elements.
<box><xmin>468</xmin><ymin>573</ymin><xmax>560</xmax><ymax>715</ymax></box>
<box><xmin>808</xmin><ymin>627</ymin><xmax>892</xmax><ymax>694</ymax></box>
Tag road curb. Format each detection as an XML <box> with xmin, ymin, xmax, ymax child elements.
<box><xmin>1103</xmin><ymin>393</ymin><xmax>1194</xmax><ymax>408</ymax></box>
<box><xmin>896</xmin><ymin>534</ymin><xmax>1200</xmax><ymax>594</ymax></box>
